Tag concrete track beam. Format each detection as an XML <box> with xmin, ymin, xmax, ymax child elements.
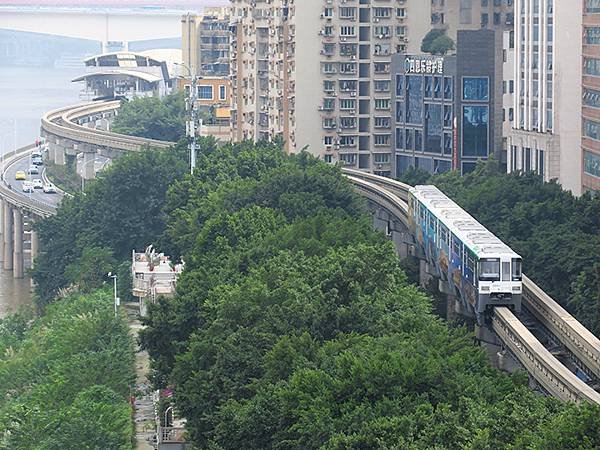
<box><xmin>3</xmin><ymin>202</ymin><xmax>13</xmax><ymax>270</ymax></box>
<box><xmin>13</xmin><ymin>209</ymin><xmax>23</xmax><ymax>279</ymax></box>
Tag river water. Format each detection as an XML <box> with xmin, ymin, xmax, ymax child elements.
<box><xmin>0</xmin><ymin>66</ymin><xmax>82</xmax><ymax>317</ymax></box>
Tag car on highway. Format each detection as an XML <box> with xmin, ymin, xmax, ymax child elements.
<box><xmin>27</xmin><ymin>166</ymin><xmax>39</xmax><ymax>175</ymax></box>
<box><xmin>15</xmin><ymin>170</ymin><xmax>26</xmax><ymax>180</ymax></box>
<box><xmin>31</xmin><ymin>150</ymin><xmax>42</xmax><ymax>159</ymax></box>
<box><xmin>32</xmin><ymin>157</ymin><xmax>43</xmax><ymax>166</ymax></box>
<box><xmin>32</xmin><ymin>179</ymin><xmax>43</xmax><ymax>189</ymax></box>
<box><xmin>43</xmin><ymin>183</ymin><xmax>57</xmax><ymax>194</ymax></box>
<box><xmin>22</xmin><ymin>181</ymin><xmax>34</xmax><ymax>193</ymax></box>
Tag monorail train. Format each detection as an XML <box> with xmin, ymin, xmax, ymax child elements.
<box><xmin>408</xmin><ymin>185</ymin><xmax>522</xmax><ymax>324</ymax></box>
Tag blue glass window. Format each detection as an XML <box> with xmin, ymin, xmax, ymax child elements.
<box><xmin>395</xmin><ymin>128</ymin><xmax>404</xmax><ymax>149</ymax></box>
<box><xmin>584</xmin><ymin>150</ymin><xmax>600</xmax><ymax>178</ymax></box>
<box><xmin>584</xmin><ymin>119</ymin><xmax>600</xmax><ymax>140</ymax></box>
<box><xmin>425</xmin><ymin>103</ymin><xmax>442</xmax><ymax>154</ymax></box>
<box><xmin>395</xmin><ymin>102</ymin><xmax>404</xmax><ymax>123</ymax></box>
<box><xmin>462</xmin><ymin>105</ymin><xmax>489</xmax><ymax>157</ymax></box>
<box><xmin>406</xmin><ymin>75</ymin><xmax>423</xmax><ymax>125</ymax></box>
<box><xmin>396</xmin><ymin>74</ymin><xmax>404</xmax><ymax>97</ymax></box>
<box><xmin>444</xmin><ymin>77</ymin><xmax>453</xmax><ymax>100</ymax></box>
<box><xmin>463</xmin><ymin>77</ymin><xmax>489</xmax><ymax>101</ymax></box>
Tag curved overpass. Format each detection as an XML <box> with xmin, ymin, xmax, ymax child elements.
<box><xmin>2</xmin><ymin>102</ymin><xmax>599</xmax><ymax>404</ymax></box>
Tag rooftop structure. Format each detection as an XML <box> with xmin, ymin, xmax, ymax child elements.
<box><xmin>73</xmin><ymin>50</ymin><xmax>181</xmax><ymax>100</ymax></box>
<box><xmin>131</xmin><ymin>247</ymin><xmax>183</xmax><ymax>316</ymax></box>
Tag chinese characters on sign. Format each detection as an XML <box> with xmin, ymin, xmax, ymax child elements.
<box><xmin>404</xmin><ymin>57</ymin><xmax>444</xmax><ymax>75</ymax></box>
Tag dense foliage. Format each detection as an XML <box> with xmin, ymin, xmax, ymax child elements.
<box><xmin>111</xmin><ymin>91</ymin><xmax>185</xmax><ymax>142</ymax></box>
<box><xmin>139</xmin><ymin>144</ymin><xmax>600</xmax><ymax>449</ymax></box>
<box><xmin>32</xmin><ymin>139</ymin><xmax>192</xmax><ymax>307</ymax></box>
<box><xmin>405</xmin><ymin>162</ymin><xmax>600</xmax><ymax>337</ymax></box>
<box><xmin>0</xmin><ymin>291</ymin><xmax>135</xmax><ymax>449</ymax></box>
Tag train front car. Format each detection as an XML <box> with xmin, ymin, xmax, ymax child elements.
<box><xmin>408</xmin><ymin>185</ymin><xmax>522</xmax><ymax>325</ymax></box>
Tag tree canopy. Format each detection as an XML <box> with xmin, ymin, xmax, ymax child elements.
<box><xmin>111</xmin><ymin>91</ymin><xmax>185</xmax><ymax>142</ymax></box>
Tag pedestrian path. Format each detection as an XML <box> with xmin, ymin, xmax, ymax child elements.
<box><xmin>125</xmin><ymin>302</ymin><xmax>156</xmax><ymax>449</ymax></box>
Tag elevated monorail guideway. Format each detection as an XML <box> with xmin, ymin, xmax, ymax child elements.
<box><xmin>341</xmin><ymin>168</ymin><xmax>600</xmax><ymax>403</ymax></box>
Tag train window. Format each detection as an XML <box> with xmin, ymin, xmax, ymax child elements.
<box><xmin>512</xmin><ymin>258</ymin><xmax>522</xmax><ymax>281</ymax></box>
<box><xmin>479</xmin><ymin>258</ymin><xmax>500</xmax><ymax>282</ymax></box>
<box><xmin>419</xmin><ymin>204</ymin><xmax>425</xmax><ymax>221</ymax></box>
<box><xmin>452</xmin><ymin>235</ymin><xmax>461</xmax><ymax>256</ymax></box>
<box><xmin>502</xmin><ymin>261</ymin><xmax>510</xmax><ymax>281</ymax></box>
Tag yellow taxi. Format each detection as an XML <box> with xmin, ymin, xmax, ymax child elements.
<box><xmin>15</xmin><ymin>171</ymin><xmax>26</xmax><ymax>180</ymax></box>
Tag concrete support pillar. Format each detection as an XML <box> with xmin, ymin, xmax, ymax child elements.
<box><xmin>3</xmin><ymin>202</ymin><xmax>13</xmax><ymax>270</ymax></box>
<box><xmin>47</xmin><ymin>141</ymin><xmax>56</xmax><ymax>163</ymax></box>
<box><xmin>83</xmin><ymin>150</ymin><xmax>96</xmax><ymax>180</ymax></box>
<box><xmin>30</xmin><ymin>228</ymin><xmax>39</xmax><ymax>268</ymax></box>
<box><xmin>54</xmin><ymin>139</ymin><xmax>66</xmax><ymax>166</ymax></box>
<box><xmin>13</xmin><ymin>209</ymin><xmax>23</xmax><ymax>279</ymax></box>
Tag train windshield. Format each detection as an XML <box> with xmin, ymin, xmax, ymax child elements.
<box><xmin>479</xmin><ymin>258</ymin><xmax>500</xmax><ymax>281</ymax></box>
<box><xmin>512</xmin><ymin>258</ymin><xmax>522</xmax><ymax>281</ymax></box>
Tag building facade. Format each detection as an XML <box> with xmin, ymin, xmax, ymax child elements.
<box><xmin>508</xmin><ymin>0</ymin><xmax>583</xmax><ymax>195</ymax></box>
<box><xmin>182</xmin><ymin>8</ymin><xmax>231</xmax><ymax>77</ymax></box>
<box><xmin>431</xmin><ymin>0</ymin><xmax>515</xmax><ymax>40</ymax></box>
<box><xmin>73</xmin><ymin>51</ymin><xmax>176</xmax><ymax>100</ymax></box>
<box><xmin>392</xmin><ymin>30</ymin><xmax>502</xmax><ymax>177</ymax></box>
<box><xmin>583</xmin><ymin>1</ymin><xmax>600</xmax><ymax>193</ymax></box>
<box><xmin>229</xmin><ymin>0</ymin><xmax>431</xmax><ymax>174</ymax></box>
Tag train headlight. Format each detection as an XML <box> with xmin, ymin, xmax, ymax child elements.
<box><xmin>512</xmin><ymin>286</ymin><xmax>521</xmax><ymax>292</ymax></box>
<box><xmin>480</xmin><ymin>286</ymin><xmax>490</xmax><ymax>292</ymax></box>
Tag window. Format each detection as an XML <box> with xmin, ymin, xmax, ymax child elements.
<box><xmin>219</xmin><ymin>85</ymin><xmax>226</xmax><ymax>101</ymax></box>
<box><xmin>198</xmin><ymin>85</ymin><xmax>213</xmax><ymax>100</ymax></box>
<box><xmin>502</xmin><ymin>261</ymin><xmax>511</xmax><ymax>282</ymax></box>
<box><xmin>479</xmin><ymin>258</ymin><xmax>500</xmax><ymax>281</ymax></box>
<box><xmin>462</xmin><ymin>77</ymin><xmax>489</xmax><ymax>101</ymax></box>
<box><xmin>512</xmin><ymin>258</ymin><xmax>522</xmax><ymax>281</ymax></box>
<box><xmin>584</xmin><ymin>119</ymin><xmax>600</xmax><ymax>141</ymax></box>
<box><xmin>583</xmin><ymin>88</ymin><xmax>600</xmax><ymax>108</ymax></box>
<box><xmin>396</xmin><ymin>75</ymin><xmax>404</xmax><ymax>97</ymax></box>
<box><xmin>462</xmin><ymin>105</ymin><xmax>489</xmax><ymax>157</ymax></box>
<box><xmin>406</xmin><ymin>75</ymin><xmax>423</xmax><ymax>125</ymax></box>
<box><xmin>585</xmin><ymin>27</ymin><xmax>600</xmax><ymax>45</ymax></box>
<box><xmin>584</xmin><ymin>150</ymin><xmax>600</xmax><ymax>178</ymax></box>
<box><xmin>374</xmin><ymin>153</ymin><xmax>390</xmax><ymax>164</ymax></box>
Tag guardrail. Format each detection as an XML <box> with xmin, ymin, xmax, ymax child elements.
<box><xmin>522</xmin><ymin>275</ymin><xmax>600</xmax><ymax>380</ymax></box>
<box><xmin>0</xmin><ymin>145</ymin><xmax>57</xmax><ymax>217</ymax></box>
<box><xmin>42</xmin><ymin>101</ymin><xmax>173</xmax><ymax>153</ymax></box>
<box><xmin>493</xmin><ymin>307</ymin><xmax>600</xmax><ymax>404</ymax></box>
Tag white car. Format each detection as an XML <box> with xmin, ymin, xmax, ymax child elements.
<box><xmin>32</xmin><ymin>179</ymin><xmax>43</xmax><ymax>189</ymax></box>
<box><xmin>22</xmin><ymin>181</ymin><xmax>34</xmax><ymax>193</ymax></box>
<box><xmin>43</xmin><ymin>183</ymin><xmax>57</xmax><ymax>194</ymax></box>
<box><xmin>27</xmin><ymin>166</ymin><xmax>39</xmax><ymax>175</ymax></box>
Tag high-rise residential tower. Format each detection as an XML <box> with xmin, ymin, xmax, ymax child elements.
<box><xmin>229</xmin><ymin>0</ymin><xmax>430</xmax><ymax>174</ymax></box>
<box><xmin>431</xmin><ymin>0</ymin><xmax>515</xmax><ymax>40</ymax></box>
<box><xmin>508</xmin><ymin>0</ymin><xmax>583</xmax><ymax>195</ymax></box>
<box><xmin>582</xmin><ymin>1</ymin><xmax>600</xmax><ymax>194</ymax></box>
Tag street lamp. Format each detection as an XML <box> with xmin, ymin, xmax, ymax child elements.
<box><xmin>175</xmin><ymin>62</ymin><xmax>202</xmax><ymax>175</ymax></box>
<box><xmin>107</xmin><ymin>272</ymin><xmax>120</xmax><ymax>317</ymax></box>
<box><xmin>79</xmin><ymin>153</ymin><xmax>97</xmax><ymax>192</ymax></box>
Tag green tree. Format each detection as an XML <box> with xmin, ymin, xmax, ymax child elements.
<box><xmin>65</xmin><ymin>246</ymin><xmax>116</xmax><ymax>293</ymax></box>
<box><xmin>429</xmin><ymin>35</ymin><xmax>456</xmax><ymax>55</ymax></box>
<box><xmin>112</xmin><ymin>91</ymin><xmax>186</xmax><ymax>142</ymax></box>
<box><xmin>421</xmin><ymin>29</ymin><xmax>446</xmax><ymax>53</ymax></box>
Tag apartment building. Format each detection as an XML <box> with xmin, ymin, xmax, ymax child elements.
<box><xmin>582</xmin><ymin>1</ymin><xmax>600</xmax><ymax>194</ymax></box>
<box><xmin>392</xmin><ymin>30</ymin><xmax>502</xmax><ymax>176</ymax></box>
<box><xmin>431</xmin><ymin>0</ymin><xmax>515</xmax><ymax>40</ymax></box>
<box><xmin>508</xmin><ymin>0</ymin><xmax>583</xmax><ymax>195</ymax></box>
<box><xmin>230</xmin><ymin>0</ymin><xmax>430</xmax><ymax>174</ymax></box>
<box><xmin>182</xmin><ymin>7</ymin><xmax>231</xmax><ymax>77</ymax></box>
